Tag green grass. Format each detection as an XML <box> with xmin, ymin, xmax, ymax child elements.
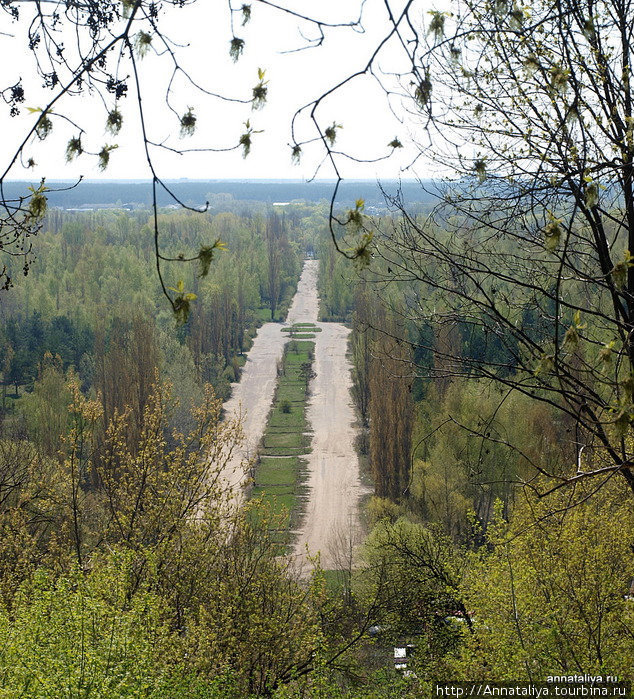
<box><xmin>267</xmin><ymin>406</ymin><xmax>308</xmax><ymax>431</ymax></box>
<box><xmin>255</xmin><ymin>457</ymin><xmax>300</xmax><ymax>486</ymax></box>
<box><xmin>250</xmin><ymin>339</ymin><xmax>315</xmax><ymax>531</ymax></box>
<box><xmin>286</xmin><ymin>340</ymin><xmax>314</xmax><ymax>354</ymax></box>
<box><xmin>321</xmin><ymin>569</ymin><xmax>352</xmax><ymax>595</ymax></box>
<box><xmin>263</xmin><ymin>431</ymin><xmax>308</xmax><ymax>449</ymax></box>
<box><xmin>275</xmin><ymin>387</ymin><xmax>307</xmax><ymax>404</ymax></box>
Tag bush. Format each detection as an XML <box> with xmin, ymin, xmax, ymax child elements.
<box><xmin>280</xmin><ymin>399</ymin><xmax>292</xmax><ymax>414</ymax></box>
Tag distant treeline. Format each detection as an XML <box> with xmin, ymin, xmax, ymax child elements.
<box><xmin>4</xmin><ymin>179</ymin><xmax>437</xmax><ymax>210</ymax></box>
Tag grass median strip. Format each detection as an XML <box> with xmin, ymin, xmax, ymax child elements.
<box><xmin>249</xmin><ymin>339</ymin><xmax>315</xmax><ymax>538</ymax></box>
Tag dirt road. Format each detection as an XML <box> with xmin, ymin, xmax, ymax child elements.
<box><xmin>292</xmin><ymin>322</ymin><xmax>368</xmax><ymax>570</ymax></box>
<box><xmin>218</xmin><ymin>261</ymin><xmax>319</xmax><ymax>497</ymax></box>
<box><xmin>220</xmin><ymin>258</ymin><xmax>367</xmax><ymax>570</ymax></box>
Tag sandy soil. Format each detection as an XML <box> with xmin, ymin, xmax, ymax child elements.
<box><xmin>218</xmin><ymin>260</ymin><xmax>319</xmax><ymax>498</ymax></box>
<box><xmin>292</xmin><ymin>322</ymin><xmax>369</xmax><ymax>570</ymax></box>
<box><xmin>286</xmin><ymin>259</ymin><xmax>319</xmax><ymax>324</ymax></box>
<box><xmin>218</xmin><ymin>258</ymin><xmax>368</xmax><ymax>570</ymax></box>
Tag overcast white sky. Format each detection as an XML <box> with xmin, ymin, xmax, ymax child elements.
<box><xmin>1</xmin><ymin>0</ymin><xmax>436</xmax><ymax>182</ymax></box>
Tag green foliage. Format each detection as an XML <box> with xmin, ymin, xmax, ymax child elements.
<box><xmin>252</xmin><ymin>68</ymin><xmax>268</xmax><ymax>110</ymax></box>
<box><xmin>611</xmin><ymin>250</ymin><xmax>633</xmax><ymax>289</ymax></box>
<box><xmin>543</xmin><ymin>217</ymin><xmax>562</xmax><ymax>251</ymax></box>
<box><xmin>168</xmin><ymin>280</ymin><xmax>197</xmax><ymax>324</ymax></box>
<box><xmin>366</xmin><ymin>496</ymin><xmax>405</xmax><ymax>526</ymax></box>
<box><xmin>134</xmin><ymin>30</ymin><xmax>153</xmax><ymax>58</ymax></box>
<box><xmin>456</xmin><ymin>482</ymin><xmax>634</xmax><ymax>680</ymax></box>
<box><xmin>106</xmin><ymin>107</ymin><xmax>123</xmax><ymax>135</ymax></box>
<box><xmin>27</xmin><ymin>181</ymin><xmax>48</xmax><ymax>219</ymax></box>
<box><xmin>324</xmin><ymin>122</ymin><xmax>342</xmax><ymax>146</ymax></box>
<box><xmin>197</xmin><ymin>238</ymin><xmax>226</xmax><ymax>277</ymax></box>
<box><xmin>65</xmin><ymin>135</ymin><xmax>83</xmax><ymax>162</ymax></box>
<box><xmin>34</xmin><ymin>111</ymin><xmax>52</xmax><ymax>140</ymax></box>
<box><xmin>428</xmin><ymin>10</ymin><xmax>446</xmax><ymax>40</ymax></box>
<box><xmin>0</xmin><ymin>561</ymin><xmax>170</xmax><ymax>697</ymax></box>
<box><xmin>230</xmin><ymin>37</ymin><xmax>245</xmax><ymax>62</ymax></box>
<box><xmin>363</xmin><ymin>518</ymin><xmax>466</xmax><ymax>666</ymax></box>
<box><xmin>97</xmin><ymin>143</ymin><xmax>118</xmax><ymax>170</ymax></box>
<box><xmin>179</xmin><ymin>107</ymin><xmax>197</xmax><ymax>137</ymax></box>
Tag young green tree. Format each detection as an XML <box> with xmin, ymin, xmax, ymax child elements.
<box><xmin>456</xmin><ymin>480</ymin><xmax>634</xmax><ymax>681</ymax></box>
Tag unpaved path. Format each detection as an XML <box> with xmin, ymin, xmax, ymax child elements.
<box><xmin>218</xmin><ymin>260</ymin><xmax>319</xmax><ymax>497</ymax></box>
<box><xmin>219</xmin><ymin>258</ymin><xmax>367</xmax><ymax>570</ymax></box>
<box><xmin>292</xmin><ymin>323</ymin><xmax>368</xmax><ymax>570</ymax></box>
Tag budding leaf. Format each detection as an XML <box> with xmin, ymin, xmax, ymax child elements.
<box><xmin>324</xmin><ymin>122</ymin><xmax>342</xmax><ymax>146</ymax></box>
<box><xmin>98</xmin><ymin>144</ymin><xmax>118</xmax><ymax>171</ymax></box>
<box><xmin>106</xmin><ymin>108</ymin><xmax>123</xmax><ymax>135</ymax></box>
<box><xmin>543</xmin><ymin>218</ymin><xmax>562</xmax><ymax>252</ymax></box>
<box><xmin>180</xmin><ymin>108</ymin><xmax>196</xmax><ymax>137</ymax></box>
<box><xmin>428</xmin><ymin>11</ymin><xmax>446</xmax><ymax>40</ymax></box>
<box><xmin>230</xmin><ymin>37</ymin><xmax>245</xmax><ymax>62</ymax></box>
<box><xmin>65</xmin><ymin>136</ymin><xmax>83</xmax><ymax>162</ymax></box>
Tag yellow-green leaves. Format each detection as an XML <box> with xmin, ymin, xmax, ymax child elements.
<box><xmin>241</xmin><ymin>4</ymin><xmax>251</xmax><ymax>25</ymax></box>
<box><xmin>27</xmin><ymin>181</ymin><xmax>48</xmax><ymax>220</ymax></box>
<box><xmin>251</xmin><ymin>68</ymin><xmax>268</xmax><ymax>111</ymax></box>
<box><xmin>180</xmin><ymin>108</ymin><xmax>196</xmax><ymax>137</ymax></box>
<box><xmin>563</xmin><ymin>310</ymin><xmax>586</xmax><ymax>350</ymax></box>
<box><xmin>324</xmin><ymin>122</ymin><xmax>342</xmax><ymax>146</ymax></box>
<box><xmin>543</xmin><ymin>216</ymin><xmax>562</xmax><ymax>252</ymax></box>
<box><xmin>65</xmin><ymin>136</ymin><xmax>82</xmax><ymax>162</ymax></box>
<box><xmin>610</xmin><ymin>250</ymin><xmax>633</xmax><ymax>289</ymax></box>
<box><xmin>347</xmin><ymin>198</ymin><xmax>365</xmax><ymax>228</ymax></box>
<box><xmin>584</xmin><ymin>180</ymin><xmax>598</xmax><ymax>208</ymax></box>
<box><xmin>534</xmin><ymin>352</ymin><xmax>554</xmax><ymax>375</ymax></box>
<box><xmin>239</xmin><ymin>119</ymin><xmax>262</xmax><ymax>158</ymax></box>
<box><xmin>106</xmin><ymin>107</ymin><xmax>123</xmax><ymax>135</ymax></box>
<box><xmin>428</xmin><ymin>11</ymin><xmax>446</xmax><ymax>40</ymax></box>
<box><xmin>614</xmin><ymin>374</ymin><xmax>634</xmax><ymax>435</ymax></box>
<box><xmin>98</xmin><ymin>144</ymin><xmax>118</xmax><ymax>171</ymax></box>
<box><xmin>549</xmin><ymin>63</ymin><xmax>569</xmax><ymax>93</ymax></box>
<box><xmin>169</xmin><ymin>280</ymin><xmax>197</xmax><ymax>325</ymax></box>
<box><xmin>523</xmin><ymin>53</ymin><xmax>540</xmax><ymax>75</ymax></box>
<box><xmin>198</xmin><ymin>239</ymin><xmax>227</xmax><ymax>278</ymax></box>
<box><xmin>353</xmin><ymin>231</ymin><xmax>374</xmax><ymax>267</ymax></box>
<box><xmin>599</xmin><ymin>340</ymin><xmax>615</xmax><ymax>365</ymax></box>
<box><xmin>34</xmin><ymin>110</ymin><xmax>52</xmax><ymax>140</ymax></box>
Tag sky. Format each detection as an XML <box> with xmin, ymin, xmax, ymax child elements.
<box><xmin>0</xmin><ymin>0</ymin><xmax>435</xmax><ymax>184</ymax></box>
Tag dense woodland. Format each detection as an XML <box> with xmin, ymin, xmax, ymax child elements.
<box><xmin>0</xmin><ymin>192</ymin><xmax>631</xmax><ymax>697</ymax></box>
<box><xmin>2</xmin><ymin>0</ymin><xmax>634</xmax><ymax>692</ymax></box>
